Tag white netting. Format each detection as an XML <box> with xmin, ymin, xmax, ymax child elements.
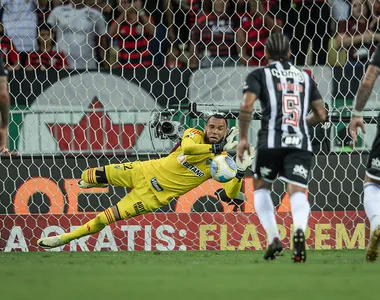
<box><xmin>0</xmin><ymin>0</ymin><xmax>377</xmax><ymax>251</ymax></box>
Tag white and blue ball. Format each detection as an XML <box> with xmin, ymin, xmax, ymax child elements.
<box><xmin>210</xmin><ymin>155</ymin><xmax>237</xmax><ymax>182</ymax></box>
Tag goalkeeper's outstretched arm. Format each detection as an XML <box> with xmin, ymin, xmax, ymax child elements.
<box><xmin>181</xmin><ymin>127</ymin><xmax>238</xmax><ymax>155</ymax></box>
<box><xmin>223</xmin><ymin>145</ymin><xmax>255</xmax><ymax>199</ymax></box>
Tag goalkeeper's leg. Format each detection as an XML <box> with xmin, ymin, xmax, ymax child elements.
<box><xmin>37</xmin><ymin>181</ymin><xmax>163</xmax><ymax>249</ymax></box>
<box><xmin>37</xmin><ymin>206</ymin><xmax>120</xmax><ymax>249</ymax></box>
<box><xmin>77</xmin><ymin>166</ymin><xmax>109</xmax><ymax>188</ymax></box>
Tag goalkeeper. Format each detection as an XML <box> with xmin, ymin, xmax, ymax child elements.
<box><xmin>38</xmin><ymin>114</ymin><xmax>254</xmax><ymax>249</ymax></box>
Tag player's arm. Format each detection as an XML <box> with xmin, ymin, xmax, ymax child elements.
<box><xmin>354</xmin><ymin>64</ymin><xmax>380</xmax><ymax>113</ymax></box>
<box><xmin>353</xmin><ymin>42</ymin><xmax>380</xmax><ymax>115</ymax></box>
<box><xmin>239</xmin><ymin>72</ymin><xmax>260</xmax><ymax>141</ymax></box>
<box><xmin>306</xmin><ymin>77</ymin><xmax>326</xmax><ymax>127</ymax></box>
<box><xmin>238</xmin><ymin>72</ymin><xmax>260</xmax><ymax>161</ymax></box>
<box><xmin>307</xmin><ymin>100</ymin><xmax>326</xmax><ymax>127</ymax></box>
<box><xmin>240</xmin><ymin>92</ymin><xmax>257</xmax><ymax>140</ymax></box>
<box><xmin>181</xmin><ymin>129</ymin><xmax>215</xmax><ymax>155</ymax></box>
<box><xmin>181</xmin><ymin>128</ymin><xmax>238</xmax><ymax>155</ymax></box>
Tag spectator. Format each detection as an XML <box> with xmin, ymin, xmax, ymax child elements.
<box><xmin>332</xmin><ymin>0</ymin><xmax>351</xmax><ymax>22</ymax></box>
<box><xmin>24</xmin><ymin>23</ymin><xmax>68</xmax><ymax>71</ymax></box>
<box><xmin>47</xmin><ymin>0</ymin><xmax>108</xmax><ymax>70</ymax></box>
<box><xmin>108</xmin><ymin>0</ymin><xmax>155</xmax><ymax>69</ymax></box>
<box><xmin>187</xmin><ymin>0</ymin><xmax>202</xmax><ymax>31</ymax></box>
<box><xmin>288</xmin><ymin>0</ymin><xmax>331</xmax><ymax>66</ymax></box>
<box><xmin>0</xmin><ymin>23</ymin><xmax>20</xmax><ymax>70</ymax></box>
<box><xmin>85</xmin><ymin>0</ymin><xmax>113</xmax><ymax>22</ymax></box>
<box><xmin>1</xmin><ymin>0</ymin><xmax>38</xmax><ymax>53</ymax></box>
<box><xmin>189</xmin><ymin>0</ymin><xmax>240</xmax><ymax>68</ymax></box>
<box><xmin>145</xmin><ymin>0</ymin><xmax>177</xmax><ymax>66</ymax></box>
<box><xmin>368</xmin><ymin>0</ymin><xmax>380</xmax><ymax>32</ymax></box>
<box><xmin>336</xmin><ymin>0</ymin><xmax>380</xmax><ymax>65</ymax></box>
<box><xmin>36</xmin><ymin>0</ymin><xmax>63</xmax><ymax>26</ymax></box>
<box><xmin>236</xmin><ymin>0</ymin><xmax>282</xmax><ymax>66</ymax></box>
<box><xmin>165</xmin><ymin>43</ymin><xmax>185</xmax><ymax>68</ymax></box>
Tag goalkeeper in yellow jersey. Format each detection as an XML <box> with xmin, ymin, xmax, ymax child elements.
<box><xmin>37</xmin><ymin>114</ymin><xmax>254</xmax><ymax>249</ymax></box>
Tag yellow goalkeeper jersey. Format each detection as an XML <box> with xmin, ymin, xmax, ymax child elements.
<box><xmin>140</xmin><ymin>128</ymin><xmax>242</xmax><ymax>204</ymax></box>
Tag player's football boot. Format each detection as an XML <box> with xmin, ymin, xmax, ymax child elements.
<box><xmin>77</xmin><ymin>179</ymin><xmax>108</xmax><ymax>189</ymax></box>
<box><xmin>37</xmin><ymin>235</ymin><xmax>65</xmax><ymax>249</ymax></box>
<box><xmin>291</xmin><ymin>229</ymin><xmax>306</xmax><ymax>263</ymax></box>
<box><xmin>366</xmin><ymin>225</ymin><xmax>380</xmax><ymax>262</ymax></box>
<box><xmin>264</xmin><ymin>237</ymin><xmax>283</xmax><ymax>260</ymax></box>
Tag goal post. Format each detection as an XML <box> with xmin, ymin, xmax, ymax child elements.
<box><xmin>0</xmin><ymin>0</ymin><xmax>376</xmax><ymax>252</ymax></box>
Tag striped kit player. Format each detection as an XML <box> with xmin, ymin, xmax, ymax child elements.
<box><xmin>238</xmin><ymin>33</ymin><xmax>327</xmax><ymax>262</ymax></box>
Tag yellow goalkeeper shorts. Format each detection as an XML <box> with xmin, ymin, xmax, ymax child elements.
<box><xmin>104</xmin><ymin>162</ymin><xmax>163</xmax><ymax>219</ymax></box>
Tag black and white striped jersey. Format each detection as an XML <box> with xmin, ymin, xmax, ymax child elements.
<box><xmin>243</xmin><ymin>60</ymin><xmax>322</xmax><ymax>151</ymax></box>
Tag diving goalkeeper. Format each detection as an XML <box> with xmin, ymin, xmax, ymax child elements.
<box><xmin>38</xmin><ymin>114</ymin><xmax>254</xmax><ymax>249</ymax></box>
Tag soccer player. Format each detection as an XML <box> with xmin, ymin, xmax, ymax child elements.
<box><xmin>349</xmin><ymin>42</ymin><xmax>380</xmax><ymax>262</ymax></box>
<box><xmin>38</xmin><ymin>114</ymin><xmax>255</xmax><ymax>249</ymax></box>
<box><xmin>237</xmin><ymin>33</ymin><xmax>326</xmax><ymax>262</ymax></box>
<box><xmin>0</xmin><ymin>54</ymin><xmax>10</xmax><ymax>155</ymax></box>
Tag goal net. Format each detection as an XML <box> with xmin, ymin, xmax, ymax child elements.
<box><xmin>0</xmin><ymin>0</ymin><xmax>375</xmax><ymax>252</ymax></box>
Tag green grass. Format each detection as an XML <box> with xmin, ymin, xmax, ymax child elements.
<box><xmin>0</xmin><ymin>250</ymin><xmax>378</xmax><ymax>300</ymax></box>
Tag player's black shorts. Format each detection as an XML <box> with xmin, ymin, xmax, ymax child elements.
<box><xmin>252</xmin><ymin>148</ymin><xmax>313</xmax><ymax>188</ymax></box>
<box><xmin>366</xmin><ymin>126</ymin><xmax>380</xmax><ymax>180</ymax></box>
<box><xmin>0</xmin><ymin>55</ymin><xmax>7</xmax><ymax>77</ymax></box>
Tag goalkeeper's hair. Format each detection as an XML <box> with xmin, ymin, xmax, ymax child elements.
<box><xmin>265</xmin><ymin>33</ymin><xmax>290</xmax><ymax>61</ymax></box>
<box><xmin>206</xmin><ymin>113</ymin><xmax>227</xmax><ymax>126</ymax></box>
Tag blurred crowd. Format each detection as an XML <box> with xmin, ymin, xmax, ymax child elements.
<box><xmin>0</xmin><ymin>0</ymin><xmax>379</xmax><ymax>71</ymax></box>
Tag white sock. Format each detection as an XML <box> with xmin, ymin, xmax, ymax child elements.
<box><xmin>254</xmin><ymin>188</ymin><xmax>280</xmax><ymax>243</ymax></box>
<box><xmin>364</xmin><ymin>183</ymin><xmax>380</xmax><ymax>232</ymax></box>
<box><xmin>290</xmin><ymin>191</ymin><xmax>310</xmax><ymax>233</ymax></box>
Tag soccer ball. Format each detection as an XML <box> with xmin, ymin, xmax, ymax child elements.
<box><xmin>210</xmin><ymin>155</ymin><xmax>237</xmax><ymax>182</ymax></box>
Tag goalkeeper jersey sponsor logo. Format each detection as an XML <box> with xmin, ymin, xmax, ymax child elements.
<box><xmin>150</xmin><ymin>177</ymin><xmax>164</xmax><ymax>192</ymax></box>
<box><xmin>133</xmin><ymin>201</ymin><xmax>146</xmax><ymax>214</ymax></box>
<box><xmin>177</xmin><ymin>153</ymin><xmax>205</xmax><ymax>177</ymax></box>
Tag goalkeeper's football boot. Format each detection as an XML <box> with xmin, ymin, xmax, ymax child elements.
<box><xmin>291</xmin><ymin>229</ymin><xmax>306</xmax><ymax>263</ymax></box>
<box><xmin>366</xmin><ymin>225</ymin><xmax>380</xmax><ymax>262</ymax></box>
<box><xmin>77</xmin><ymin>179</ymin><xmax>108</xmax><ymax>189</ymax></box>
<box><xmin>264</xmin><ymin>237</ymin><xmax>283</xmax><ymax>260</ymax></box>
<box><xmin>37</xmin><ymin>235</ymin><xmax>65</xmax><ymax>249</ymax></box>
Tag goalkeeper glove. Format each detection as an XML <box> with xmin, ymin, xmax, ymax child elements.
<box><xmin>211</xmin><ymin>127</ymin><xmax>239</xmax><ymax>154</ymax></box>
<box><xmin>235</xmin><ymin>145</ymin><xmax>255</xmax><ymax>179</ymax></box>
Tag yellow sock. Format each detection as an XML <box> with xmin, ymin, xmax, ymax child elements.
<box><xmin>60</xmin><ymin>208</ymin><xmax>116</xmax><ymax>243</ymax></box>
<box><xmin>81</xmin><ymin>168</ymin><xmax>97</xmax><ymax>184</ymax></box>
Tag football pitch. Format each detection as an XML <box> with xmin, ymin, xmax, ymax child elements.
<box><xmin>0</xmin><ymin>250</ymin><xmax>378</xmax><ymax>300</ymax></box>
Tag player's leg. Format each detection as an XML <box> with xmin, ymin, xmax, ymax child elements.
<box><xmin>77</xmin><ymin>162</ymin><xmax>136</xmax><ymax>188</ymax></box>
<box><xmin>253</xmin><ymin>149</ymin><xmax>283</xmax><ymax>260</ymax></box>
<box><xmin>77</xmin><ymin>166</ymin><xmax>108</xmax><ymax>188</ymax></box>
<box><xmin>38</xmin><ymin>187</ymin><xmax>163</xmax><ymax>249</ymax></box>
<box><xmin>38</xmin><ymin>163</ymin><xmax>163</xmax><ymax>249</ymax></box>
<box><xmin>38</xmin><ymin>205</ymin><xmax>121</xmax><ymax>249</ymax></box>
<box><xmin>281</xmin><ymin>150</ymin><xmax>313</xmax><ymax>263</ymax></box>
<box><xmin>363</xmin><ymin>133</ymin><xmax>380</xmax><ymax>261</ymax></box>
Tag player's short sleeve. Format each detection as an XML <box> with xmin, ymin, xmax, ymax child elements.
<box><xmin>369</xmin><ymin>42</ymin><xmax>380</xmax><ymax>68</ymax></box>
<box><xmin>309</xmin><ymin>76</ymin><xmax>322</xmax><ymax>102</ymax></box>
<box><xmin>243</xmin><ymin>70</ymin><xmax>261</xmax><ymax>96</ymax></box>
<box><xmin>182</xmin><ymin>128</ymin><xmax>204</xmax><ymax>143</ymax></box>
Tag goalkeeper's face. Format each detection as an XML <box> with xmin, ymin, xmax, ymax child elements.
<box><xmin>204</xmin><ymin>117</ymin><xmax>228</xmax><ymax>144</ymax></box>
